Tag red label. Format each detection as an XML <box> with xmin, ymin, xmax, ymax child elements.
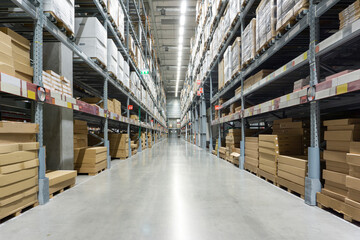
<box><xmin>128</xmin><ymin>105</ymin><xmax>133</xmax><ymax>110</ymax></box>
<box><xmin>199</xmin><ymin>88</ymin><xmax>203</xmax><ymax>93</ymax></box>
<box><xmin>215</xmin><ymin>105</ymin><xmax>222</xmax><ymax>110</ymax></box>
<box><xmin>151</xmin><ymin>119</ymin><xmax>154</xmax><ymax>123</ymax></box>
<box><xmin>196</xmin><ymin>80</ymin><xmax>201</xmax><ymax>85</ymax></box>
<box><xmin>189</xmin><ymin>123</ymin><xmax>191</xmax><ymax>126</ymax></box>
<box><xmin>197</xmin><ymin>91</ymin><xmax>201</xmax><ymax>96</ymax></box>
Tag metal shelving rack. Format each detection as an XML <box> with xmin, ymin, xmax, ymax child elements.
<box><xmin>180</xmin><ymin>0</ymin><xmax>360</xmax><ymax>205</ymax></box>
<box><xmin>0</xmin><ymin>0</ymin><xmax>168</xmax><ymax>204</ymax></box>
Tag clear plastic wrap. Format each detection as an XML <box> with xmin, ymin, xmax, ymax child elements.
<box><xmin>231</xmin><ymin>37</ymin><xmax>241</xmax><ymax>77</ymax></box>
<box><xmin>339</xmin><ymin>0</ymin><xmax>360</xmax><ymax>29</ymax></box>
<box><xmin>241</xmin><ymin>18</ymin><xmax>256</xmax><ymax>66</ymax></box>
<box><xmin>256</xmin><ymin>0</ymin><xmax>277</xmax><ymax>53</ymax></box>
<box><xmin>276</xmin><ymin>0</ymin><xmax>295</xmax><ymax>31</ymax></box>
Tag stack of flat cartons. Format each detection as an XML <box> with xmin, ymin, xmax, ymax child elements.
<box><xmin>277</xmin><ymin>155</ymin><xmax>308</xmax><ymax>198</ymax></box>
<box><xmin>218</xmin><ymin>59</ymin><xmax>224</xmax><ymax>90</ymax></box>
<box><xmin>81</xmin><ymin>97</ymin><xmax>115</xmax><ymax>113</ymax></box>
<box><xmin>148</xmin><ymin>132</ymin><xmax>152</xmax><ymax>148</ymax></box>
<box><xmin>224</xmin><ymin>46</ymin><xmax>232</xmax><ymax>84</ymax></box>
<box><xmin>318</xmin><ymin>119</ymin><xmax>360</xmax><ymax>208</ymax></box>
<box><xmin>0</xmin><ymin>28</ymin><xmax>33</xmax><ymax>82</ymax></box>
<box><xmin>226</xmin><ymin>129</ymin><xmax>241</xmax><ymax>156</ymax></box>
<box><xmin>231</xmin><ymin>37</ymin><xmax>241</xmax><ymax>78</ymax></box>
<box><xmin>44</xmin><ymin>0</ymin><xmax>75</xmax><ymax>34</ymax></box>
<box><xmin>339</xmin><ymin>0</ymin><xmax>360</xmax><ymax>29</ymax></box>
<box><xmin>45</xmin><ymin>170</ymin><xmax>77</xmax><ymax>198</ymax></box>
<box><xmin>107</xmin><ymin>39</ymin><xmax>118</xmax><ymax>77</ymax></box>
<box><xmin>258</xmin><ymin>134</ymin><xmax>302</xmax><ymax>183</ymax></box>
<box><xmin>272</xmin><ymin>118</ymin><xmax>308</xmax><ymax>155</ymax></box>
<box><xmin>229</xmin><ymin>102</ymin><xmax>241</xmax><ymax>114</ymax></box>
<box><xmin>345</xmin><ymin>142</ymin><xmax>360</xmax><ymax>221</ymax></box>
<box><xmin>219</xmin><ymin>147</ymin><xmax>227</xmax><ymax>160</ymax></box>
<box><xmin>131</xmin><ymin>139</ymin><xmax>138</xmax><ymax>155</ymax></box>
<box><xmin>245</xmin><ymin>137</ymin><xmax>259</xmax><ymax>174</ymax></box>
<box><xmin>75</xmin><ymin>17</ymin><xmax>107</xmax><ymax>67</ymax></box>
<box><xmin>42</xmin><ymin>71</ymin><xmax>72</xmax><ymax>97</ymax></box>
<box><xmin>73</xmin><ymin>120</ymin><xmax>88</xmax><ymax>148</ymax></box>
<box><xmin>112</xmin><ymin>99</ymin><xmax>121</xmax><ymax>116</ymax></box>
<box><xmin>60</xmin><ymin>76</ymin><xmax>72</xmax><ymax>97</ymax></box>
<box><xmin>0</xmin><ymin>121</ymin><xmax>39</xmax><ymax>220</ymax></box>
<box><xmin>256</xmin><ymin>0</ymin><xmax>277</xmax><ymax>53</ymax></box>
<box><xmin>293</xmin><ymin>77</ymin><xmax>310</xmax><ymax>92</ymax></box>
<box><xmin>130</xmin><ymin>115</ymin><xmax>139</xmax><ymax>121</ymax></box>
<box><xmin>241</xmin><ymin>18</ymin><xmax>256</xmax><ymax>67</ymax></box>
<box><xmin>74</xmin><ymin>147</ymin><xmax>107</xmax><ymax>175</ymax></box>
<box><xmin>109</xmin><ymin>133</ymin><xmax>129</xmax><ymax>159</ymax></box>
<box><xmin>141</xmin><ymin>133</ymin><xmax>147</xmax><ymax>149</ymax></box>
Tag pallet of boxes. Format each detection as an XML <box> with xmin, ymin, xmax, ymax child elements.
<box><xmin>109</xmin><ymin>133</ymin><xmax>129</xmax><ymax>159</ymax></box>
<box><xmin>273</xmin><ymin>118</ymin><xmax>309</xmax><ymax>198</ymax></box>
<box><xmin>73</xmin><ymin>120</ymin><xmax>107</xmax><ymax>176</ymax></box>
<box><xmin>317</xmin><ymin>119</ymin><xmax>360</xmax><ymax>222</ymax></box>
<box><xmin>225</xmin><ymin>129</ymin><xmax>241</xmax><ymax>164</ymax></box>
<box><xmin>0</xmin><ymin>28</ymin><xmax>33</xmax><ymax>83</ymax></box>
<box><xmin>339</xmin><ymin>1</ymin><xmax>360</xmax><ymax>30</ymax></box>
<box><xmin>258</xmin><ymin>130</ymin><xmax>303</xmax><ymax>185</ymax></box>
<box><xmin>244</xmin><ymin>137</ymin><xmax>259</xmax><ymax>174</ymax></box>
<box><xmin>148</xmin><ymin>132</ymin><xmax>152</xmax><ymax>148</ymax></box>
<box><xmin>0</xmin><ymin>121</ymin><xmax>39</xmax><ymax>221</ymax></box>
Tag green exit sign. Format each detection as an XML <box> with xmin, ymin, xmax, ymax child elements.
<box><xmin>141</xmin><ymin>70</ymin><xmax>149</xmax><ymax>75</ymax></box>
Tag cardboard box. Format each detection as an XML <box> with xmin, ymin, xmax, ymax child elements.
<box><xmin>347</xmin><ymin>153</ymin><xmax>360</xmax><ymax>166</ymax></box>
<box><xmin>0</xmin><ymin>175</ymin><xmax>38</xmax><ymax>198</ymax></box>
<box><xmin>327</xmin><ymin>141</ymin><xmax>351</xmax><ymax>152</ymax></box>
<box><xmin>0</xmin><ymin>167</ymin><xmax>38</xmax><ymax>187</ymax></box>
<box><xmin>323</xmin><ymin>170</ymin><xmax>346</xmax><ymax>185</ymax></box>
<box><xmin>0</xmin><ymin>143</ymin><xmax>19</xmax><ymax>154</ymax></box>
<box><xmin>0</xmin><ymin>151</ymin><xmax>38</xmax><ymax>166</ymax></box>
<box><xmin>350</xmin><ymin>142</ymin><xmax>360</xmax><ymax>154</ymax></box>
<box><xmin>323</xmin><ymin>150</ymin><xmax>347</xmax><ymax>163</ymax></box>
<box><xmin>0</xmin><ymin>121</ymin><xmax>38</xmax><ymax>134</ymax></box>
<box><xmin>324</xmin><ymin>118</ymin><xmax>360</xmax><ymax>126</ymax></box>
<box><xmin>0</xmin><ymin>158</ymin><xmax>38</xmax><ymax>174</ymax></box>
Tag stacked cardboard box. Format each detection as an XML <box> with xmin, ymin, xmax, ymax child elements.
<box><xmin>339</xmin><ymin>0</ymin><xmax>360</xmax><ymax>29</ymax></box>
<box><xmin>235</xmin><ymin>69</ymin><xmax>273</xmax><ymax>95</ymax></box>
<box><xmin>0</xmin><ymin>28</ymin><xmax>33</xmax><ymax>82</ymax></box>
<box><xmin>75</xmin><ymin>17</ymin><xmax>107</xmax><ymax>67</ymax></box>
<box><xmin>46</xmin><ymin>170</ymin><xmax>77</xmax><ymax>198</ymax></box>
<box><xmin>44</xmin><ymin>0</ymin><xmax>75</xmax><ymax>34</ymax></box>
<box><xmin>107</xmin><ymin>39</ymin><xmax>118</xmax><ymax>77</ymax></box>
<box><xmin>231</xmin><ymin>37</ymin><xmax>241</xmax><ymax>78</ymax></box>
<box><xmin>81</xmin><ymin>97</ymin><xmax>115</xmax><ymax>113</ymax></box>
<box><xmin>112</xmin><ymin>99</ymin><xmax>121</xmax><ymax>116</ymax></box>
<box><xmin>219</xmin><ymin>147</ymin><xmax>227</xmax><ymax>159</ymax></box>
<box><xmin>73</xmin><ymin>120</ymin><xmax>88</xmax><ymax>148</ymax></box>
<box><xmin>241</xmin><ymin>18</ymin><xmax>256</xmax><ymax>67</ymax></box>
<box><xmin>226</xmin><ymin>129</ymin><xmax>241</xmax><ymax>156</ymax></box>
<box><xmin>277</xmin><ymin>155</ymin><xmax>308</xmax><ymax>197</ymax></box>
<box><xmin>272</xmin><ymin>118</ymin><xmax>308</xmax><ymax>155</ymax></box>
<box><xmin>346</xmin><ymin>142</ymin><xmax>360</xmax><ymax>209</ymax></box>
<box><xmin>218</xmin><ymin>59</ymin><xmax>224</xmax><ymax>90</ymax></box>
<box><xmin>0</xmin><ymin>121</ymin><xmax>39</xmax><ymax>219</ymax></box>
<box><xmin>107</xmin><ymin>0</ymin><xmax>119</xmax><ymax>26</ymax></box>
<box><xmin>256</xmin><ymin>0</ymin><xmax>277</xmax><ymax>53</ymax></box>
<box><xmin>276</xmin><ymin>0</ymin><xmax>308</xmax><ymax>32</ymax></box>
<box><xmin>141</xmin><ymin>132</ymin><xmax>147</xmax><ymax>149</ymax></box>
<box><xmin>229</xmin><ymin>102</ymin><xmax>241</xmax><ymax>114</ymax></box>
<box><xmin>148</xmin><ymin>133</ymin><xmax>152</xmax><ymax>148</ymax></box>
<box><xmin>245</xmin><ymin>137</ymin><xmax>259</xmax><ymax>173</ymax></box>
<box><xmin>42</xmin><ymin>71</ymin><xmax>72</xmax><ymax>97</ymax></box>
<box><xmin>319</xmin><ymin>119</ymin><xmax>360</xmax><ymax>203</ymax></box>
<box><xmin>224</xmin><ymin>46</ymin><xmax>232</xmax><ymax>84</ymax></box>
<box><xmin>109</xmin><ymin>133</ymin><xmax>129</xmax><ymax>159</ymax></box>
<box><xmin>74</xmin><ymin>147</ymin><xmax>107</xmax><ymax>175</ymax></box>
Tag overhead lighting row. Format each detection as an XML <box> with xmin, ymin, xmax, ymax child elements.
<box><xmin>175</xmin><ymin>1</ymin><xmax>187</xmax><ymax>97</ymax></box>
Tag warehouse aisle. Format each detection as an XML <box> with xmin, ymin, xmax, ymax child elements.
<box><xmin>0</xmin><ymin>139</ymin><xmax>360</xmax><ymax>240</ymax></box>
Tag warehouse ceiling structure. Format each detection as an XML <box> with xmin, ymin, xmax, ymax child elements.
<box><xmin>144</xmin><ymin>0</ymin><xmax>197</xmax><ymax>97</ymax></box>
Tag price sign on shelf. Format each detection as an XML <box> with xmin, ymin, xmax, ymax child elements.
<box><xmin>128</xmin><ymin>105</ymin><xmax>133</xmax><ymax>110</ymax></box>
<box><xmin>197</xmin><ymin>91</ymin><xmax>201</xmax><ymax>96</ymax></box>
<box><xmin>196</xmin><ymin>79</ymin><xmax>201</xmax><ymax>85</ymax></box>
<box><xmin>199</xmin><ymin>88</ymin><xmax>203</xmax><ymax>93</ymax></box>
<box><xmin>215</xmin><ymin>105</ymin><xmax>222</xmax><ymax>110</ymax></box>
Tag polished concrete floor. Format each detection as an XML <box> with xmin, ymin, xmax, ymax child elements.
<box><xmin>1</xmin><ymin>137</ymin><xmax>360</xmax><ymax>239</ymax></box>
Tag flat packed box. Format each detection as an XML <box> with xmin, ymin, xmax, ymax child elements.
<box><xmin>44</xmin><ymin>0</ymin><xmax>75</xmax><ymax>33</ymax></box>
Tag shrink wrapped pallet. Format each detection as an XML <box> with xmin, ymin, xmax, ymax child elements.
<box><xmin>231</xmin><ymin>37</ymin><xmax>241</xmax><ymax>77</ymax></box>
<box><xmin>44</xmin><ymin>0</ymin><xmax>75</xmax><ymax>34</ymax></box>
<box><xmin>107</xmin><ymin>0</ymin><xmax>119</xmax><ymax>26</ymax></box>
<box><xmin>107</xmin><ymin>39</ymin><xmax>118</xmax><ymax>77</ymax></box>
<box><xmin>224</xmin><ymin>46</ymin><xmax>232</xmax><ymax>84</ymax></box>
<box><xmin>241</xmin><ymin>19</ymin><xmax>256</xmax><ymax>67</ymax></box>
<box><xmin>339</xmin><ymin>0</ymin><xmax>360</xmax><ymax>29</ymax></box>
<box><xmin>256</xmin><ymin>0</ymin><xmax>277</xmax><ymax>53</ymax></box>
<box><xmin>276</xmin><ymin>0</ymin><xmax>295</xmax><ymax>31</ymax></box>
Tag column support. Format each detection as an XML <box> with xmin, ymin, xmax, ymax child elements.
<box><xmin>209</xmin><ymin>75</ymin><xmax>213</xmax><ymax>152</ymax></box>
<box><xmin>305</xmin><ymin>0</ymin><xmax>322</xmax><ymax>206</ymax></box>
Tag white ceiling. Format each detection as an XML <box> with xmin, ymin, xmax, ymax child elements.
<box><xmin>145</xmin><ymin>0</ymin><xmax>197</xmax><ymax>96</ymax></box>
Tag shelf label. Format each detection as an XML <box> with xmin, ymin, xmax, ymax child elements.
<box><xmin>215</xmin><ymin>105</ymin><xmax>222</xmax><ymax>110</ymax></box>
<box><xmin>128</xmin><ymin>105</ymin><xmax>133</xmax><ymax>110</ymax></box>
<box><xmin>197</xmin><ymin>91</ymin><xmax>201</xmax><ymax>96</ymax></box>
<box><xmin>141</xmin><ymin>70</ymin><xmax>149</xmax><ymax>75</ymax></box>
<box><xmin>337</xmin><ymin>84</ymin><xmax>348</xmax><ymax>95</ymax></box>
<box><xmin>196</xmin><ymin>79</ymin><xmax>201</xmax><ymax>85</ymax></box>
<box><xmin>199</xmin><ymin>87</ymin><xmax>203</xmax><ymax>93</ymax></box>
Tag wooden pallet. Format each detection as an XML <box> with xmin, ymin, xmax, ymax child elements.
<box><xmin>244</xmin><ymin>163</ymin><xmax>258</xmax><ymax>175</ymax></box>
<box><xmin>241</xmin><ymin>58</ymin><xmax>254</xmax><ymax>69</ymax></box>
<box><xmin>276</xmin><ymin>177</ymin><xmax>305</xmax><ymax>199</ymax></box>
<box><xmin>276</xmin><ymin>8</ymin><xmax>308</xmax><ymax>39</ymax></box>
<box><xmin>50</xmin><ymin>184</ymin><xmax>75</xmax><ymax>199</ymax></box>
<box><xmin>45</xmin><ymin>11</ymin><xmax>74</xmax><ymax>38</ymax></box>
<box><xmin>257</xmin><ymin>168</ymin><xmax>277</xmax><ymax>184</ymax></box>
<box><xmin>0</xmin><ymin>200</ymin><xmax>38</xmax><ymax>224</ymax></box>
<box><xmin>91</xmin><ymin>57</ymin><xmax>106</xmax><ymax>69</ymax></box>
<box><xmin>109</xmin><ymin>71</ymin><xmax>117</xmax><ymax>80</ymax></box>
<box><xmin>256</xmin><ymin>37</ymin><xmax>276</xmax><ymax>56</ymax></box>
<box><xmin>78</xmin><ymin>167</ymin><xmax>107</xmax><ymax>176</ymax></box>
<box><xmin>317</xmin><ymin>192</ymin><xmax>360</xmax><ymax>224</ymax></box>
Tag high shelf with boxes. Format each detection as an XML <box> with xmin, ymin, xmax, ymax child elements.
<box><xmin>180</xmin><ymin>0</ymin><xmax>360</xmax><ymax>222</ymax></box>
<box><xmin>0</xmin><ymin>0</ymin><xmax>167</xmax><ymax>211</ymax></box>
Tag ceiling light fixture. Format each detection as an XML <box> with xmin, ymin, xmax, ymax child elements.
<box><xmin>175</xmin><ymin>0</ymin><xmax>187</xmax><ymax>98</ymax></box>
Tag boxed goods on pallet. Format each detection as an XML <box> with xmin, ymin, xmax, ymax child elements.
<box><xmin>245</xmin><ymin>137</ymin><xmax>259</xmax><ymax>173</ymax></box>
<box><xmin>339</xmin><ymin>0</ymin><xmax>360</xmax><ymax>29</ymax></box>
<box><xmin>256</xmin><ymin>0</ymin><xmax>277</xmax><ymax>53</ymax></box>
<box><xmin>276</xmin><ymin>0</ymin><xmax>308</xmax><ymax>32</ymax></box>
<box><xmin>231</xmin><ymin>37</ymin><xmax>241</xmax><ymax>78</ymax></box>
<box><xmin>277</xmin><ymin>155</ymin><xmax>308</xmax><ymax>197</ymax></box>
<box><xmin>43</xmin><ymin>71</ymin><xmax>72</xmax><ymax>97</ymax></box>
<box><xmin>241</xmin><ymin>19</ymin><xmax>256</xmax><ymax>67</ymax></box>
<box><xmin>117</xmin><ymin>51</ymin><xmax>124</xmax><ymax>81</ymax></box>
<box><xmin>0</xmin><ymin>121</ymin><xmax>39</xmax><ymax>220</ymax></box>
<box><xmin>0</xmin><ymin>28</ymin><xmax>33</xmax><ymax>82</ymax></box>
<box><xmin>75</xmin><ymin>17</ymin><xmax>107</xmax><ymax>67</ymax></box>
<box><xmin>224</xmin><ymin>46</ymin><xmax>232</xmax><ymax>84</ymax></box>
<box><xmin>319</xmin><ymin>119</ymin><xmax>360</xmax><ymax>203</ymax></box>
<box><xmin>293</xmin><ymin>77</ymin><xmax>309</xmax><ymax>92</ymax></box>
<box><xmin>73</xmin><ymin>120</ymin><xmax>88</xmax><ymax>148</ymax></box>
<box><xmin>148</xmin><ymin>133</ymin><xmax>152</xmax><ymax>148</ymax></box>
<box><xmin>81</xmin><ymin>97</ymin><xmax>116</xmax><ymax>113</ymax></box>
<box><xmin>112</xmin><ymin>98</ymin><xmax>121</xmax><ymax>116</ymax></box>
<box><xmin>118</xmin><ymin>3</ymin><xmax>125</xmax><ymax>37</ymax></box>
<box><xmin>236</xmin><ymin>69</ymin><xmax>274</xmax><ymax>95</ymax></box>
<box><xmin>218</xmin><ymin>59</ymin><xmax>224</xmax><ymax>90</ymax></box>
<box><xmin>46</xmin><ymin>170</ymin><xmax>77</xmax><ymax>198</ymax></box>
<box><xmin>109</xmin><ymin>133</ymin><xmax>129</xmax><ymax>158</ymax></box>
<box><xmin>44</xmin><ymin>0</ymin><xmax>75</xmax><ymax>34</ymax></box>
<box><xmin>107</xmin><ymin>39</ymin><xmax>118</xmax><ymax>77</ymax></box>
<box><xmin>74</xmin><ymin>147</ymin><xmax>107</xmax><ymax>175</ymax></box>
<box><xmin>230</xmin><ymin>102</ymin><xmax>241</xmax><ymax>114</ymax></box>
<box><xmin>107</xmin><ymin>0</ymin><xmax>119</xmax><ymax>26</ymax></box>
<box><xmin>226</xmin><ymin>129</ymin><xmax>241</xmax><ymax>155</ymax></box>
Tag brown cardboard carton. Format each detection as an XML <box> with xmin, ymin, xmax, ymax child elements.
<box><xmin>278</xmin><ymin>164</ymin><xmax>306</xmax><ymax>178</ymax></box>
<box><xmin>323</xmin><ymin>150</ymin><xmax>347</xmax><ymax>163</ymax></box>
<box><xmin>324</xmin><ymin>130</ymin><xmax>360</xmax><ymax>141</ymax></box>
<box><xmin>278</xmin><ymin>155</ymin><xmax>307</xmax><ymax>169</ymax></box>
<box><xmin>323</xmin><ymin>170</ymin><xmax>346</xmax><ymax>185</ymax></box>
<box><xmin>0</xmin><ymin>175</ymin><xmax>38</xmax><ymax>198</ymax></box>
<box><xmin>0</xmin><ymin>121</ymin><xmax>38</xmax><ymax>134</ymax></box>
<box><xmin>0</xmin><ymin>167</ymin><xmax>38</xmax><ymax>187</ymax></box>
<box><xmin>0</xmin><ymin>151</ymin><xmax>38</xmax><ymax>166</ymax></box>
<box><xmin>348</xmin><ymin>189</ymin><xmax>360</xmax><ymax>203</ymax></box>
<box><xmin>0</xmin><ymin>143</ymin><xmax>19</xmax><ymax>154</ymax></box>
<box><xmin>326</xmin><ymin>141</ymin><xmax>351</xmax><ymax>152</ymax></box>
<box><xmin>324</xmin><ymin>183</ymin><xmax>347</xmax><ymax>196</ymax></box>
<box><xmin>321</xmin><ymin>188</ymin><xmax>346</xmax><ymax>201</ymax></box>
<box><xmin>0</xmin><ymin>27</ymin><xmax>30</xmax><ymax>48</ymax></box>
<box><xmin>19</xmin><ymin>142</ymin><xmax>39</xmax><ymax>151</ymax></box>
<box><xmin>350</xmin><ymin>165</ymin><xmax>360</xmax><ymax>178</ymax></box>
<box><xmin>346</xmin><ymin>153</ymin><xmax>360</xmax><ymax>166</ymax></box>
<box><xmin>0</xmin><ymin>158</ymin><xmax>38</xmax><ymax>174</ymax></box>
<box><xmin>350</xmin><ymin>142</ymin><xmax>360</xmax><ymax>154</ymax></box>
<box><xmin>323</xmin><ymin>119</ymin><xmax>360</xmax><ymax>126</ymax></box>
<box><xmin>326</xmin><ymin>160</ymin><xmax>349</xmax><ymax>174</ymax></box>
<box><xmin>0</xmin><ymin>189</ymin><xmax>38</xmax><ymax>219</ymax></box>
<box><xmin>327</xmin><ymin>125</ymin><xmax>360</xmax><ymax>131</ymax></box>
<box><xmin>346</xmin><ymin>175</ymin><xmax>360</xmax><ymax>192</ymax></box>
<box><xmin>277</xmin><ymin>170</ymin><xmax>305</xmax><ymax>186</ymax></box>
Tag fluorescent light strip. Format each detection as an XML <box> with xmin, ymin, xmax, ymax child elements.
<box><xmin>175</xmin><ymin>0</ymin><xmax>187</xmax><ymax>98</ymax></box>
